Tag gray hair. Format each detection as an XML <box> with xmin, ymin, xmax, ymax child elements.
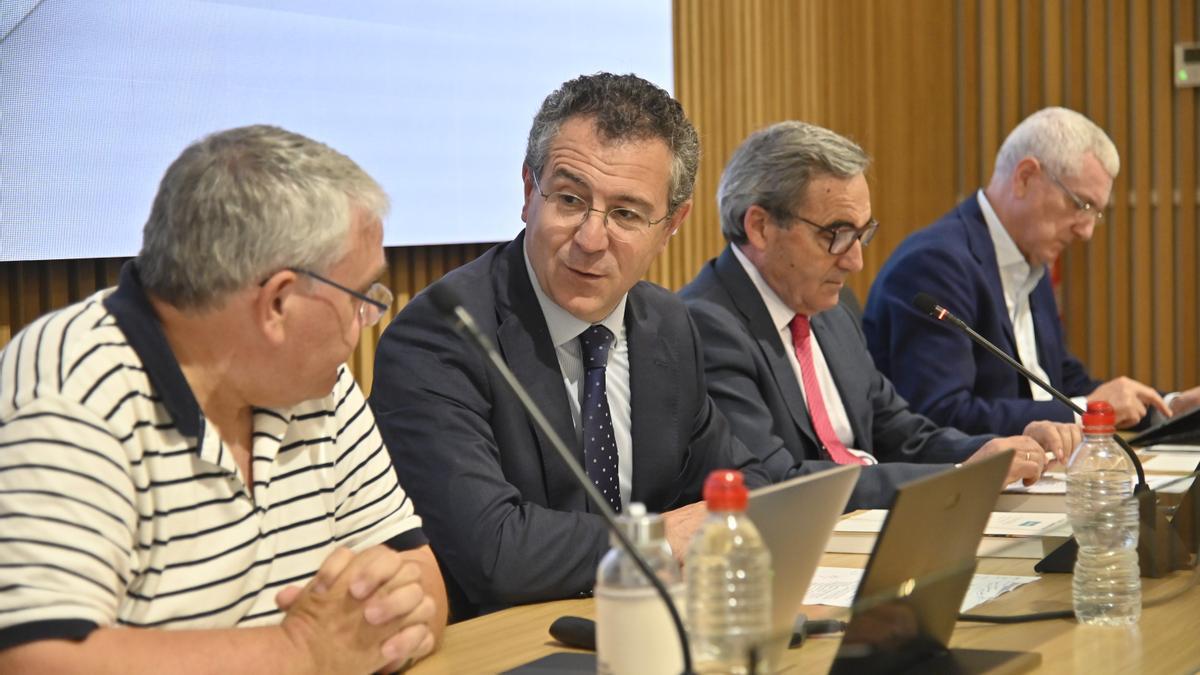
<box><xmin>718</xmin><ymin>121</ymin><xmax>869</xmax><ymax>245</ymax></box>
<box><xmin>524</xmin><ymin>72</ymin><xmax>700</xmax><ymax>214</ymax></box>
<box><xmin>993</xmin><ymin>107</ymin><xmax>1120</xmax><ymax>181</ymax></box>
<box><xmin>138</xmin><ymin>124</ymin><xmax>388</xmax><ymax>310</ymax></box>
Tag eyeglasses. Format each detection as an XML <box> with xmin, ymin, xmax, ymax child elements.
<box><xmin>1045</xmin><ymin>172</ymin><xmax>1105</xmax><ymax>223</ymax></box>
<box><xmin>290</xmin><ymin>268</ymin><xmax>392</xmax><ymax>327</ymax></box>
<box><xmin>530</xmin><ymin>170</ymin><xmax>671</xmax><ymax>238</ymax></box>
<box><xmin>790</xmin><ymin>215</ymin><xmax>879</xmax><ymax>255</ymax></box>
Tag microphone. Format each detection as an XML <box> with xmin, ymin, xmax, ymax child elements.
<box><xmin>912</xmin><ymin>292</ymin><xmax>1146</xmax><ymax>487</ymax></box>
<box><xmin>549</xmin><ymin>616</ymin><xmax>597</xmax><ymax>651</ymax></box>
<box><xmin>548</xmin><ymin>614</ymin><xmax>848</xmax><ymax>652</ymax></box>
<box><xmin>911</xmin><ymin>292</ymin><xmax>1192</xmax><ymax>577</ymax></box>
<box><xmin>428</xmin><ymin>284</ymin><xmax>695</xmax><ymax>674</ymax></box>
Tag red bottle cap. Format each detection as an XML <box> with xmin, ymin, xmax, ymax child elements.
<box><xmin>1082</xmin><ymin>401</ymin><xmax>1116</xmax><ymax>433</ymax></box>
<box><xmin>703</xmin><ymin>470</ymin><xmax>748</xmax><ymax>512</ymax></box>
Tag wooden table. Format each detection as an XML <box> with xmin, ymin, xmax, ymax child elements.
<box><xmin>414</xmin><ymin>453</ymin><xmax>1200</xmax><ymax>673</ymax></box>
<box><xmin>411</xmin><ymin>553</ymin><xmax>1200</xmax><ymax>674</ymax></box>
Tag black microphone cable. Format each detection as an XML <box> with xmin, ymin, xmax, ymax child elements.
<box><xmin>958</xmin><ymin>609</ymin><xmax>1073</xmax><ymax>623</ymax></box>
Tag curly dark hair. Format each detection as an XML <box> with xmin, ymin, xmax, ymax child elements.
<box><xmin>524</xmin><ymin>72</ymin><xmax>700</xmax><ymax>213</ymax></box>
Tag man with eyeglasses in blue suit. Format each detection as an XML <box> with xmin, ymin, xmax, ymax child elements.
<box><xmin>370</xmin><ymin>72</ymin><xmax>770</xmax><ymax>620</ymax></box>
<box><xmin>864</xmin><ymin>107</ymin><xmax>1200</xmax><ymax>435</ymax></box>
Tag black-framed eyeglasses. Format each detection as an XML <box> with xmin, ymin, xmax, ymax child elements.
<box><xmin>530</xmin><ymin>169</ymin><xmax>671</xmax><ymax>237</ymax></box>
<box><xmin>1045</xmin><ymin>172</ymin><xmax>1105</xmax><ymax>223</ymax></box>
<box><xmin>790</xmin><ymin>215</ymin><xmax>879</xmax><ymax>255</ymax></box>
<box><xmin>289</xmin><ymin>267</ymin><xmax>393</xmax><ymax>327</ymax></box>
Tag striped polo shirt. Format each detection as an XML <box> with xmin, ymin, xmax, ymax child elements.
<box><xmin>0</xmin><ymin>262</ymin><xmax>425</xmax><ymax>650</ymax></box>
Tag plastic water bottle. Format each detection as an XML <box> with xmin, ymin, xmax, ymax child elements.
<box><xmin>595</xmin><ymin>503</ymin><xmax>685</xmax><ymax>675</ymax></box>
<box><xmin>685</xmin><ymin>470</ymin><xmax>773</xmax><ymax>674</ymax></box>
<box><xmin>1066</xmin><ymin>400</ymin><xmax>1141</xmax><ymax>625</ymax></box>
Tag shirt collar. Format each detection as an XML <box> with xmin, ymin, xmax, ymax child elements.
<box><xmin>522</xmin><ymin>239</ymin><xmax>627</xmax><ymax>348</ymax></box>
<box><xmin>977</xmin><ymin>189</ymin><xmax>1045</xmax><ymax>290</ymax></box>
<box><xmin>731</xmin><ymin>244</ymin><xmax>800</xmax><ymax>332</ymax></box>
<box><xmin>102</xmin><ymin>261</ymin><xmax>204</xmax><ymax>438</ymax></box>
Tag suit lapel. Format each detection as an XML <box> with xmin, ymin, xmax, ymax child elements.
<box><xmin>626</xmin><ymin>287</ymin><xmax>678</xmax><ymax>506</ymax></box>
<box><xmin>960</xmin><ymin>198</ymin><xmax>1018</xmax><ymax>352</ymax></box>
<box><xmin>492</xmin><ymin>235</ymin><xmax>588</xmax><ymax>512</ymax></box>
<box><xmin>713</xmin><ymin>248</ymin><xmax>819</xmax><ymax>448</ymax></box>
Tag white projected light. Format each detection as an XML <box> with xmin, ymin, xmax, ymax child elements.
<box><xmin>0</xmin><ymin>0</ymin><xmax>672</xmax><ymax>262</ymax></box>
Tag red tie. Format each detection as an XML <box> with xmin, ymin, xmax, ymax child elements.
<box><xmin>789</xmin><ymin>315</ymin><xmax>865</xmax><ymax>465</ymax></box>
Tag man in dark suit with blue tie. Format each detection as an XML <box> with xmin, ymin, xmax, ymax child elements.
<box><xmin>369</xmin><ymin>73</ymin><xmax>769</xmax><ymax>619</ymax></box>
<box><xmin>863</xmin><ymin>107</ymin><xmax>1200</xmax><ymax>434</ymax></box>
<box><xmin>681</xmin><ymin>121</ymin><xmax>1076</xmax><ymax>509</ymax></box>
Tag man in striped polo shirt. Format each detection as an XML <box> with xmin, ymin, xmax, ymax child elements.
<box><xmin>0</xmin><ymin>126</ymin><xmax>447</xmax><ymax>673</ymax></box>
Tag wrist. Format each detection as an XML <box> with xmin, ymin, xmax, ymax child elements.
<box><xmin>1164</xmin><ymin>391</ymin><xmax>1182</xmax><ymax>413</ymax></box>
<box><xmin>275</xmin><ymin>619</ymin><xmax>320</xmax><ymax>675</ymax></box>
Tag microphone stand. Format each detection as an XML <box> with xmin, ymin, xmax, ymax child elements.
<box><xmin>431</xmin><ymin>286</ymin><xmax>695</xmax><ymax>674</ymax></box>
<box><xmin>915</xmin><ymin>294</ymin><xmax>1187</xmax><ymax>577</ymax></box>
<box><xmin>926</xmin><ymin>302</ymin><xmax>1146</xmax><ymax>484</ymax></box>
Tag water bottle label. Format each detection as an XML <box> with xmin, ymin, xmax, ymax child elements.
<box><xmin>596</xmin><ymin>583</ymin><xmax>686</xmax><ymax>675</ymax></box>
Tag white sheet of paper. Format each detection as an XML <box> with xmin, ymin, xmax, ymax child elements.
<box><xmin>1144</xmin><ymin>452</ymin><xmax>1200</xmax><ymax>473</ymax></box>
<box><xmin>1147</xmin><ymin>444</ymin><xmax>1200</xmax><ymax>453</ymax></box>
<box><xmin>802</xmin><ymin>566</ymin><xmax>866</xmax><ymax>606</ymax></box>
<box><xmin>983</xmin><ymin>511</ymin><xmax>1067</xmax><ymax>536</ymax></box>
<box><xmin>960</xmin><ymin>574</ymin><xmax>1040</xmax><ymax>610</ymax></box>
<box><xmin>1004</xmin><ymin>472</ymin><xmax>1183</xmax><ymax>494</ymax></box>
<box><xmin>803</xmin><ymin>566</ymin><xmax>1039</xmax><ymax>611</ymax></box>
<box><xmin>1004</xmin><ymin>473</ymin><xmax>1068</xmax><ymax>494</ymax></box>
<box><xmin>836</xmin><ymin>510</ymin><xmax>1066</xmax><ymax>537</ymax></box>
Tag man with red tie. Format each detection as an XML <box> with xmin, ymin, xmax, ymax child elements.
<box><xmin>681</xmin><ymin>121</ymin><xmax>1078</xmax><ymax>509</ymax></box>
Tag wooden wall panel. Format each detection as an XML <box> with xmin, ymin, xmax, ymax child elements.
<box><xmin>1079</xmin><ymin>0</ymin><xmax>1109</xmax><ymax>376</ymax></box>
<box><xmin>1151</xmin><ymin>0</ymin><xmax>1175</xmax><ymax>386</ymax></box>
<box><xmin>0</xmin><ymin>268</ymin><xmax>10</xmax><ymax>347</ymax></box>
<box><xmin>1129</xmin><ymin>0</ymin><xmax>1154</xmax><ymax>379</ymax></box>
<box><xmin>978</xmin><ymin>2</ymin><xmax>1003</xmax><ymax>181</ymax></box>
<box><xmin>3</xmin><ymin>0</ymin><xmax>1198</xmax><ymax>395</ymax></box>
<box><xmin>1108</xmin><ymin>0</ymin><xmax>1135</xmax><ymax>378</ymax></box>
<box><xmin>958</xmin><ymin>0</ymin><xmax>982</xmax><ymax>194</ymax></box>
<box><xmin>1177</xmin><ymin>0</ymin><xmax>1200</xmax><ymax>387</ymax></box>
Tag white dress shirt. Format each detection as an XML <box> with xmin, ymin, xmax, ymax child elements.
<box><xmin>978</xmin><ymin>190</ymin><xmax>1056</xmax><ymax>403</ymax></box>
<box><xmin>732</xmin><ymin>246</ymin><xmax>877</xmax><ymax>464</ymax></box>
<box><xmin>524</xmin><ymin>245</ymin><xmax>634</xmax><ymax>506</ymax></box>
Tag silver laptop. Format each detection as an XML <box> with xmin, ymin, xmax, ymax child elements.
<box><xmin>747</xmin><ymin>464</ymin><xmax>861</xmax><ymax>658</ymax></box>
<box><xmin>829</xmin><ymin>450</ymin><xmax>1039</xmax><ymax>674</ymax></box>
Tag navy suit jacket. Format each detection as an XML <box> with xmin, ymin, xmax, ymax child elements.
<box><xmin>862</xmin><ymin>195</ymin><xmax>1099</xmax><ymax>435</ymax></box>
<box><xmin>370</xmin><ymin>233</ymin><xmax>769</xmax><ymax>619</ymax></box>
<box><xmin>680</xmin><ymin>247</ymin><xmax>992</xmax><ymax>510</ymax></box>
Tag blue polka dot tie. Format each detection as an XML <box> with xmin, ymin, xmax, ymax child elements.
<box><xmin>579</xmin><ymin>324</ymin><xmax>621</xmax><ymax>513</ymax></box>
